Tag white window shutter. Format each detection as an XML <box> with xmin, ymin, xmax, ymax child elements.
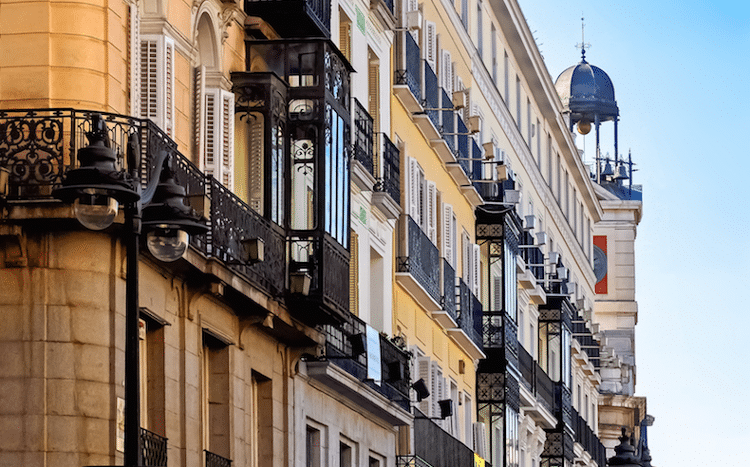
<box><xmin>441</xmin><ymin>50</ymin><xmax>452</xmax><ymax>92</ymax></box>
<box><xmin>424</xmin><ymin>21</ymin><xmax>437</xmax><ymax>69</ymax></box>
<box><xmin>128</xmin><ymin>4</ymin><xmax>140</xmax><ymax>117</ymax></box>
<box><xmin>442</xmin><ymin>203</ymin><xmax>454</xmax><ymax>266</ymax></box>
<box><xmin>140</xmin><ymin>35</ymin><xmax>175</xmax><ymax>137</ymax></box>
<box><xmin>194</xmin><ymin>66</ymin><xmax>206</xmax><ymax>167</ymax></box>
<box><xmin>472</xmin><ymin>243</ymin><xmax>481</xmax><ymax>296</ymax></box>
<box><xmin>426</xmin><ymin>181</ymin><xmax>437</xmax><ymax>244</ymax></box>
<box><xmin>407</xmin><ymin>0</ymin><xmax>419</xmax><ymax>12</ymax></box>
<box><xmin>220</xmin><ymin>90</ymin><xmax>235</xmax><ymax>190</ymax></box>
<box><xmin>408</xmin><ymin>157</ymin><xmax>421</xmax><ymax>224</ymax></box>
<box><xmin>203</xmin><ymin>88</ymin><xmax>219</xmax><ymax>180</ymax></box>
<box><xmin>462</xmin><ymin>232</ymin><xmax>471</xmax><ymax>284</ymax></box>
<box><xmin>417</xmin><ymin>356</ymin><xmax>432</xmax><ymax>416</ymax></box>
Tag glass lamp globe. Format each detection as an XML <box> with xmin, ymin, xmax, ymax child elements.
<box><xmin>577</xmin><ymin>119</ymin><xmax>592</xmax><ymax>135</ymax></box>
<box><xmin>146</xmin><ymin>225</ymin><xmax>189</xmax><ymax>262</ymax></box>
<box><xmin>73</xmin><ymin>189</ymin><xmax>119</xmax><ymax>230</ymax></box>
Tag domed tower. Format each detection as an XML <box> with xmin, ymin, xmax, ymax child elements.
<box><xmin>555</xmin><ymin>47</ymin><xmax>624</xmax><ymax>185</ymax></box>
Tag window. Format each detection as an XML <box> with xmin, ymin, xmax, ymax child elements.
<box><xmin>491</xmin><ymin>25</ymin><xmax>497</xmax><ymax>83</ymax></box>
<box><xmin>307</xmin><ymin>425</ymin><xmax>322</xmax><ymax>467</ymax></box>
<box><xmin>140</xmin><ymin>34</ymin><xmax>175</xmax><ymax>136</ymax></box>
<box><xmin>203</xmin><ymin>331</ymin><xmax>230</xmax><ymax>459</ymax></box>
<box><xmin>503</xmin><ymin>52</ymin><xmax>509</xmax><ymax>102</ymax></box>
<box><xmin>139</xmin><ymin>315</ymin><xmax>166</xmax><ymax>436</ymax></box>
<box><xmin>460</xmin><ymin>0</ymin><xmax>469</xmax><ymax>31</ymax></box>
<box><xmin>339</xmin><ymin>12</ymin><xmax>352</xmax><ymax>61</ymax></box>
<box><xmin>476</xmin><ymin>2</ymin><xmax>483</xmax><ymax>59</ymax></box>
<box><xmin>463</xmin><ymin>392</ymin><xmax>473</xmax><ymax>445</ymax></box>
<box><xmin>368</xmin><ymin>48</ymin><xmax>380</xmax><ymax>134</ymax></box>
<box><xmin>253</xmin><ymin>372</ymin><xmax>273</xmax><ymax>467</ymax></box>
<box><xmin>339</xmin><ymin>441</ymin><xmax>353</xmax><ymax>467</ymax></box>
<box><xmin>443</xmin><ymin>203</ymin><xmax>457</xmax><ymax>267</ymax></box>
<box><xmin>515</xmin><ymin>77</ymin><xmax>521</xmax><ymax>129</ymax></box>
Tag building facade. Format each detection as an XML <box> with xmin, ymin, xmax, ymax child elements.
<box><xmin>0</xmin><ymin>1</ymin><xmax>651</xmax><ymax>467</ymax></box>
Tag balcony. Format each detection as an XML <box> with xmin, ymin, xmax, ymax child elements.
<box><xmin>448</xmin><ymin>279</ymin><xmax>485</xmax><ymax>360</ymax></box>
<box><xmin>413</xmin><ymin>62</ymin><xmax>441</xmax><ymax>142</ymax></box>
<box><xmin>308</xmin><ymin>313</ymin><xmax>413</xmax><ymax>425</ymax></box>
<box><xmin>517</xmin><ymin>346</ymin><xmax>556</xmax><ymax>429</ymax></box>
<box><xmin>430</xmin><ymin>89</ymin><xmax>455</xmax><ymax>162</ymax></box>
<box><xmin>408</xmin><ymin>414</ymin><xmax>478</xmax><ymax>467</ymax></box>
<box><xmin>396</xmin><ymin>215</ymin><xmax>441</xmax><ymax>311</ymax></box>
<box><xmin>460</xmin><ymin>139</ymin><xmax>482</xmax><ymax>205</ymax></box>
<box><xmin>572</xmin><ymin>408</ymin><xmax>607</xmax><ymax>467</ymax></box>
<box><xmin>432</xmin><ymin>259</ymin><xmax>457</xmax><ymax>329</ymax></box>
<box><xmin>244</xmin><ymin>0</ymin><xmax>331</xmax><ymax>38</ymax></box>
<box><xmin>140</xmin><ymin>428</ymin><xmax>167</xmax><ymax>466</ymax></box>
<box><xmin>394</xmin><ymin>31</ymin><xmax>422</xmax><ymax>113</ymax></box>
<box><xmin>205</xmin><ymin>450</ymin><xmax>232</xmax><ymax>467</ymax></box>
<box><xmin>445</xmin><ymin>116</ymin><xmax>471</xmax><ymax>186</ymax></box>
<box><xmin>352</xmin><ymin>98</ymin><xmax>376</xmax><ymax>191</ymax></box>
<box><xmin>372</xmin><ymin>133</ymin><xmax>401</xmax><ymax>219</ymax></box>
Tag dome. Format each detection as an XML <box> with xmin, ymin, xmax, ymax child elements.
<box><xmin>555</xmin><ymin>55</ymin><xmax>618</xmax><ymax>122</ymax></box>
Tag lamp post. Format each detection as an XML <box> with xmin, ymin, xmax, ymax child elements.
<box><xmin>607</xmin><ymin>427</ymin><xmax>642</xmax><ymax>467</ymax></box>
<box><xmin>53</xmin><ymin>114</ymin><xmax>207</xmax><ymax>466</ymax></box>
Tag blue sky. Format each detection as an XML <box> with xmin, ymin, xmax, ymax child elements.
<box><xmin>517</xmin><ymin>1</ymin><xmax>750</xmax><ymax>465</ymax></box>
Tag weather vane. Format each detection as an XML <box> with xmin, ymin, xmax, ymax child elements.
<box><xmin>575</xmin><ymin>15</ymin><xmax>591</xmax><ymax>61</ymax></box>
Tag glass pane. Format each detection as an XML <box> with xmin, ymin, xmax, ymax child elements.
<box><xmin>291</xmin><ymin>135</ymin><xmax>315</xmax><ymax>230</ymax></box>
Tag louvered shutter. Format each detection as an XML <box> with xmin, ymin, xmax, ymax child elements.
<box><xmin>442</xmin><ymin>203</ymin><xmax>454</xmax><ymax>265</ymax></box>
<box><xmin>431</xmin><ymin>362</ymin><xmax>441</xmax><ymax>422</ymax></box>
<box><xmin>472</xmin><ymin>243</ymin><xmax>481</xmax><ymax>296</ymax></box>
<box><xmin>368</xmin><ymin>54</ymin><xmax>380</xmax><ymax>134</ymax></box>
<box><xmin>407</xmin><ymin>0</ymin><xmax>418</xmax><ymax>11</ymax></box>
<box><xmin>462</xmin><ymin>232</ymin><xmax>471</xmax><ymax>284</ymax></box>
<box><xmin>194</xmin><ymin>66</ymin><xmax>206</xmax><ymax>165</ymax></box>
<box><xmin>424</xmin><ymin>21</ymin><xmax>437</xmax><ymax>69</ymax></box>
<box><xmin>339</xmin><ymin>20</ymin><xmax>352</xmax><ymax>61</ymax></box>
<box><xmin>426</xmin><ymin>181</ymin><xmax>437</xmax><ymax>244</ymax></box>
<box><xmin>441</xmin><ymin>49</ymin><xmax>453</xmax><ymax>93</ymax></box>
<box><xmin>220</xmin><ymin>90</ymin><xmax>235</xmax><ymax>189</ymax></box>
<box><xmin>408</xmin><ymin>157</ymin><xmax>422</xmax><ymax>225</ymax></box>
<box><xmin>203</xmin><ymin>89</ymin><xmax>235</xmax><ymax>189</ymax></box>
<box><xmin>349</xmin><ymin>231</ymin><xmax>359</xmax><ymax>315</ymax></box>
<box><xmin>140</xmin><ymin>35</ymin><xmax>174</xmax><ymax>136</ymax></box>
<box><xmin>417</xmin><ymin>356</ymin><xmax>432</xmax><ymax>416</ymax></box>
<box><xmin>128</xmin><ymin>5</ymin><xmax>140</xmax><ymax>116</ymax></box>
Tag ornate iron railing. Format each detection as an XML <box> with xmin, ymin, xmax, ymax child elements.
<box><xmin>353</xmin><ymin>98</ymin><xmax>374</xmax><ymax>175</ymax></box>
<box><xmin>413</xmin><ymin>415</ymin><xmax>477</xmax><ymax>467</ymax></box>
<box><xmin>205</xmin><ymin>450</ymin><xmax>232</xmax><ymax>467</ymax></box>
<box><xmin>456</xmin><ymin>117</ymin><xmax>470</xmax><ymax>175</ymax></box>
<box><xmin>423</xmin><ymin>62</ymin><xmax>439</xmax><ymax>129</ymax></box>
<box><xmin>572</xmin><ymin>408</ymin><xmax>607</xmax><ymax>467</ymax></box>
<box><xmin>440</xmin><ymin>89</ymin><xmax>455</xmax><ymax>151</ymax></box>
<box><xmin>374</xmin><ymin>133</ymin><xmax>400</xmax><ymax>205</ymax></box>
<box><xmin>441</xmin><ymin>259</ymin><xmax>456</xmax><ymax>319</ymax></box>
<box><xmin>535</xmin><ymin>363</ymin><xmax>554</xmax><ymax>413</ymax></box>
<box><xmin>0</xmin><ymin>109</ymin><xmax>289</xmax><ymax>301</ymax></box>
<box><xmin>518</xmin><ymin>344</ymin><xmax>534</xmax><ymax>391</ymax></box>
<box><xmin>455</xmin><ymin>279</ymin><xmax>482</xmax><ymax>349</ymax></box>
<box><xmin>397</xmin><ymin>216</ymin><xmax>441</xmax><ymax>304</ymax></box>
<box><xmin>140</xmin><ymin>427</ymin><xmax>168</xmax><ymax>467</ymax></box>
<box><xmin>322</xmin><ymin>312</ymin><xmax>411</xmax><ymax>409</ymax></box>
<box><xmin>244</xmin><ymin>0</ymin><xmax>331</xmax><ymax>38</ymax></box>
<box><xmin>395</xmin><ymin>32</ymin><xmax>421</xmax><ymax>102</ymax></box>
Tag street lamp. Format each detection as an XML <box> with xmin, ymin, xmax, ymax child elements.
<box><xmin>53</xmin><ymin>114</ymin><xmax>207</xmax><ymax>467</ymax></box>
<box><xmin>607</xmin><ymin>427</ymin><xmax>642</xmax><ymax>467</ymax></box>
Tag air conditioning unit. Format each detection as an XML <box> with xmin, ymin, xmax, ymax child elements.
<box><xmin>576</xmin><ymin>297</ymin><xmax>586</xmax><ymax>310</ymax></box>
<box><xmin>466</xmin><ymin>115</ymin><xmax>481</xmax><ymax>134</ymax></box>
<box><xmin>536</xmin><ymin>231</ymin><xmax>548</xmax><ymax>246</ymax></box>
<box><xmin>548</xmin><ymin>251</ymin><xmax>560</xmax><ymax>265</ymax></box>
<box><xmin>567</xmin><ymin>281</ymin><xmax>577</xmax><ymax>296</ymax></box>
<box><xmin>452</xmin><ymin>90</ymin><xmax>467</xmax><ymax>109</ymax></box>
<box><xmin>524</xmin><ymin>215</ymin><xmax>537</xmax><ymax>231</ymax></box>
<box><xmin>556</xmin><ymin>266</ymin><xmax>569</xmax><ymax>280</ymax></box>
<box><xmin>406</xmin><ymin>10</ymin><xmax>423</xmax><ymax>30</ymax></box>
<box><xmin>495</xmin><ymin>164</ymin><xmax>508</xmax><ymax>181</ymax></box>
<box><xmin>503</xmin><ymin>189</ymin><xmax>521</xmax><ymax>204</ymax></box>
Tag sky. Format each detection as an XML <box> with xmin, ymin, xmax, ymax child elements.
<box><xmin>516</xmin><ymin>1</ymin><xmax>750</xmax><ymax>466</ymax></box>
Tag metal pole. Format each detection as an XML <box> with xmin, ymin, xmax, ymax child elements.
<box><xmin>124</xmin><ymin>200</ymin><xmax>142</xmax><ymax>467</ymax></box>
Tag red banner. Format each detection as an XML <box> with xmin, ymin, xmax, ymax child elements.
<box><xmin>594</xmin><ymin>235</ymin><xmax>608</xmax><ymax>294</ymax></box>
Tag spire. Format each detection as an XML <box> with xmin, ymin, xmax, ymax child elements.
<box><xmin>576</xmin><ymin>15</ymin><xmax>591</xmax><ymax>62</ymax></box>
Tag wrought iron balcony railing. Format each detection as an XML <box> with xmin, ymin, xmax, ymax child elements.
<box><xmin>140</xmin><ymin>427</ymin><xmax>168</xmax><ymax>467</ymax></box>
<box><xmin>397</xmin><ymin>216</ymin><xmax>441</xmax><ymax>305</ymax></box>
<box><xmin>411</xmin><ymin>414</ymin><xmax>478</xmax><ymax>467</ymax></box>
<box><xmin>535</xmin><ymin>362</ymin><xmax>555</xmax><ymax>413</ymax></box>
<box><xmin>322</xmin><ymin>312</ymin><xmax>411</xmax><ymax>409</ymax></box>
<box><xmin>519</xmin><ymin>231</ymin><xmax>545</xmax><ymax>281</ymax></box>
<box><xmin>423</xmin><ymin>62</ymin><xmax>440</xmax><ymax>129</ymax></box>
<box><xmin>395</xmin><ymin>31</ymin><xmax>422</xmax><ymax>102</ymax></box>
<box><xmin>455</xmin><ymin>279</ymin><xmax>483</xmax><ymax>349</ymax></box>
<box><xmin>456</xmin><ymin>116</ymin><xmax>470</xmax><ymax>175</ymax></box>
<box><xmin>440</xmin><ymin>89</ymin><xmax>455</xmax><ymax>152</ymax></box>
<box><xmin>0</xmin><ymin>109</ymin><xmax>287</xmax><ymax>299</ymax></box>
<box><xmin>441</xmin><ymin>259</ymin><xmax>456</xmax><ymax>319</ymax></box>
<box><xmin>374</xmin><ymin>133</ymin><xmax>400</xmax><ymax>205</ymax></box>
<box><xmin>572</xmin><ymin>314</ymin><xmax>601</xmax><ymax>369</ymax></box>
<box><xmin>205</xmin><ymin>450</ymin><xmax>232</xmax><ymax>467</ymax></box>
<box><xmin>353</xmin><ymin>98</ymin><xmax>375</xmax><ymax>176</ymax></box>
<box><xmin>572</xmin><ymin>408</ymin><xmax>607</xmax><ymax>467</ymax></box>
